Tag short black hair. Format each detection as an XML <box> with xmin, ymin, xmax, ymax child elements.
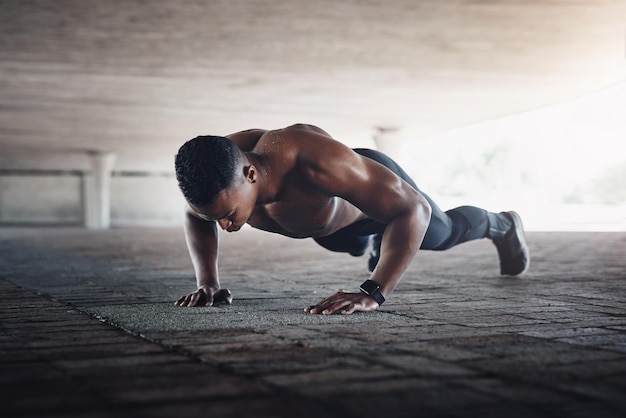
<box><xmin>175</xmin><ymin>135</ymin><xmax>241</xmax><ymax>206</ymax></box>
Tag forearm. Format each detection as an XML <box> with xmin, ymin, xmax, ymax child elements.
<box><xmin>369</xmin><ymin>202</ymin><xmax>431</xmax><ymax>297</ymax></box>
<box><xmin>184</xmin><ymin>211</ymin><xmax>220</xmax><ymax>289</ymax></box>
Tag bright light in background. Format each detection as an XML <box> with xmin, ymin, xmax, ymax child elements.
<box><xmin>398</xmin><ymin>83</ymin><xmax>626</xmax><ymax>232</ymax></box>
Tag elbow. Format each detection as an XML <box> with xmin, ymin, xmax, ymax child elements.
<box><xmin>391</xmin><ymin>190</ymin><xmax>432</xmax><ymax>228</ymax></box>
<box><xmin>413</xmin><ymin>192</ymin><xmax>432</xmax><ymax>226</ymax></box>
<box><xmin>419</xmin><ymin>195</ymin><xmax>432</xmax><ymax>223</ymax></box>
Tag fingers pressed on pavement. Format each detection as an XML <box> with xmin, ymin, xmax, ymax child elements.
<box><xmin>323</xmin><ymin>300</ymin><xmax>351</xmax><ymax>315</ymax></box>
<box><xmin>342</xmin><ymin>303</ymin><xmax>357</xmax><ymax>315</ymax></box>
<box><xmin>180</xmin><ymin>295</ymin><xmax>191</xmax><ymax>307</ymax></box>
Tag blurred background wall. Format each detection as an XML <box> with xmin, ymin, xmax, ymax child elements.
<box><xmin>0</xmin><ymin>0</ymin><xmax>624</xmax><ymax>230</ymax></box>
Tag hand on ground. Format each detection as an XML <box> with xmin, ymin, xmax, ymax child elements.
<box><xmin>175</xmin><ymin>287</ymin><xmax>232</xmax><ymax>307</ymax></box>
<box><xmin>304</xmin><ymin>291</ymin><xmax>379</xmax><ymax>315</ymax></box>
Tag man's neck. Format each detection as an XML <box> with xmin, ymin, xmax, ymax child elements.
<box><xmin>245</xmin><ymin>152</ymin><xmax>277</xmax><ymax>204</ymax></box>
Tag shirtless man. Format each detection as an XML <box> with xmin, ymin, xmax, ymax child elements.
<box><xmin>174</xmin><ymin>123</ymin><xmax>529</xmax><ymax>315</ymax></box>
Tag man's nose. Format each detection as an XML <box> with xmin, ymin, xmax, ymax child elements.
<box><xmin>218</xmin><ymin>219</ymin><xmax>232</xmax><ymax>230</ymax></box>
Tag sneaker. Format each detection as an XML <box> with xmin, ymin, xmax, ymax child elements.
<box><xmin>368</xmin><ymin>234</ymin><xmax>382</xmax><ymax>272</ymax></box>
<box><xmin>492</xmin><ymin>211</ymin><xmax>530</xmax><ymax>276</ymax></box>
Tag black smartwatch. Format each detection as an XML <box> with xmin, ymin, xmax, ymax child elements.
<box><xmin>359</xmin><ymin>280</ymin><xmax>385</xmax><ymax>306</ymax></box>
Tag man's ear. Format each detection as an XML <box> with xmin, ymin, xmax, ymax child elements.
<box><xmin>244</xmin><ymin>165</ymin><xmax>257</xmax><ymax>184</ymax></box>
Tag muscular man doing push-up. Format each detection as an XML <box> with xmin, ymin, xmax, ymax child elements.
<box><xmin>174</xmin><ymin>124</ymin><xmax>529</xmax><ymax>314</ymax></box>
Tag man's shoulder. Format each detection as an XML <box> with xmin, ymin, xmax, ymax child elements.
<box><xmin>254</xmin><ymin>124</ymin><xmax>333</xmax><ymax>154</ymax></box>
<box><xmin>282</xmin><ymin>126</ymin><xmax>359</xmax><ymax>180</ymax></box>
<box><xmin>226</xmin><ymin>126</ymin><xmax>320</xmax><ymax>154</ymax></box>
<box><xmin>241</xmin><ymin>124</ymin><xmax>354</xmax><ymax>173</ymax></box>
<box><xmin>282</xmin><ymin>123</ymin><xmax>330</xmax><ymax>135</ymax></box>
<box><xmin>225</xmin><ymin>129</ymin><xmax>268</xmax><ymax>151</ymax></box>
<box><xmin>265</xmin><ymin>123</ymin><xmax>332</xmax><ymax>142</ymax></box>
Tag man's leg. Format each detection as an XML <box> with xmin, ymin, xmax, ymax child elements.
<box><xmin>352</xmin><ymin>148</ymin><xmax>502</xmax><ymax>249</ymax></box>
<box><xmin>422</xmin><ymin>205</ymin><xmax>510</xmax><ymax>250</ymax></box>
<box><xmin>314</xmin><ymin>230</ymin><xmax>372</xmax><ymax>257</ymax></box>
<box><xmin>352</xmin><ymin>148</ymin><xmax>529</xmax><ymax>275</ymax></box>
<box><xmin>421</xmin><ymin>204</ymin><xmax>529</xmax><ymax>275</ymax></box>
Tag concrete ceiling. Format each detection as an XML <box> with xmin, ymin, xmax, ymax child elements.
<box><xmin>0</xmin><ymin>0</ymin><xmax>624</xmax><ymax>171</ymax></box>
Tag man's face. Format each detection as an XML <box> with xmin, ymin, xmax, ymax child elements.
<box><xmin>190</xmin><ymin>180</ymin><xmax>256</xmax><ymax>232</ymax></box>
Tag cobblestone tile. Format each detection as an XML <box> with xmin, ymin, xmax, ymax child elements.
<box><xmin>393</xmin><ymin>340</ymin><xmax>493</xmax><ymax>361</ymax></box>
<box><xmin>377</xmin><ymin>353</ymin><xmax>479</xmax><ymax>377</ymax></box>
<box><xmin>521</xmin><ymin>327</ymin><xmax>618</xmax><ymax>339</ymax></box>
<box><xmin>260</xmin><ymin>364</ymin><xmax>402</xmax><ymax>388</ymax></box>
<box><xmin>214</xmin><ymin>347</ymin><xmax>368</xmax><ymax>376</ymax></box>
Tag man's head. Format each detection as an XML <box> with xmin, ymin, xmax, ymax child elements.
<box><xmin>175</xmin><ymin>135</ymin><xmax>242</xmax><ymax>207</ymax></box>
<box><xmin>175</xmin><ymin>135</ymin><xmax>258</xmax><ymax>232</ymax></box>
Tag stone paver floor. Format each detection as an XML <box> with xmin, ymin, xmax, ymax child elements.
<box><xmin>0</xmin><ymin>227</ymin><xmax>625</xmax><ymax>417</ymax></box>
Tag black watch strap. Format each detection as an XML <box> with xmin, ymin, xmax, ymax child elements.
<box><xmin>359</xmin><ymin>280</ymin><xmax>385</xmax><ymax>306</ymax></box>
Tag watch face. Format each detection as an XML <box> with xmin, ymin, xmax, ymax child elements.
<box><xmin>360</xmin><ymin>280</ymin><xmax>380</xmax><ymax>294</ymax></box>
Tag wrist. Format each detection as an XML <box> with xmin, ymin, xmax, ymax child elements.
<box><xmin>197</xmin><ymin>281</ymin><xmax>219</xmax><ymax>292</ymax></box>
<box><xmin>359</xmin><ymin>280</ymin><xmax>386</xmax><ymax>306</ymax></box>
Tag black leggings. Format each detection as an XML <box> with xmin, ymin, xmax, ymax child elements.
<box><xmin>314</xmin><ymin>148</ymin><xmax>496</xmax><ymax>255</ymax></box>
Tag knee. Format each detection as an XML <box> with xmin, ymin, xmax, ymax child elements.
<box><xmin>349</xmin><ymin>247</ymin><xmax>368</xmax><ymax>257</ymax></box>
<box><xmin>314</xmin><ymin>235</ymin><xmax>371</xmax><ymax>256</ymax></box>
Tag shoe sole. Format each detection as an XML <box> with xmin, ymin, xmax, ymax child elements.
<box><xmin>503</xmin><ymin>210</ymin><xmax>530</xmax><ymax>275</ymax></box>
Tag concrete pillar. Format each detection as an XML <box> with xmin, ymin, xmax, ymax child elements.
<box><xmin>83</xmin><ymin>151</ymin><xmax>116</xmax><ymax>229</ymax></box>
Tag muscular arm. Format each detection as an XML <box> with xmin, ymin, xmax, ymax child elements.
<box><xmin>175</xmin><ymin>128</ymin><xmax>267</xmax><ymax>307</ymax></box>
<box><xmin>175</xmin><ymin>205</ymin><xmax>232</xmax><ymax>307</ymax></box>
<box><xmin>295</xmin><ymin>126</ymin><xmax>432</xmax><ymax>313</ymax></box>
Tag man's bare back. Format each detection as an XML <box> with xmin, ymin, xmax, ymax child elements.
<box><xmin>228</xmin><ymin>125</ymin><xmax>368</xmax><ymax>238</ymax></box>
